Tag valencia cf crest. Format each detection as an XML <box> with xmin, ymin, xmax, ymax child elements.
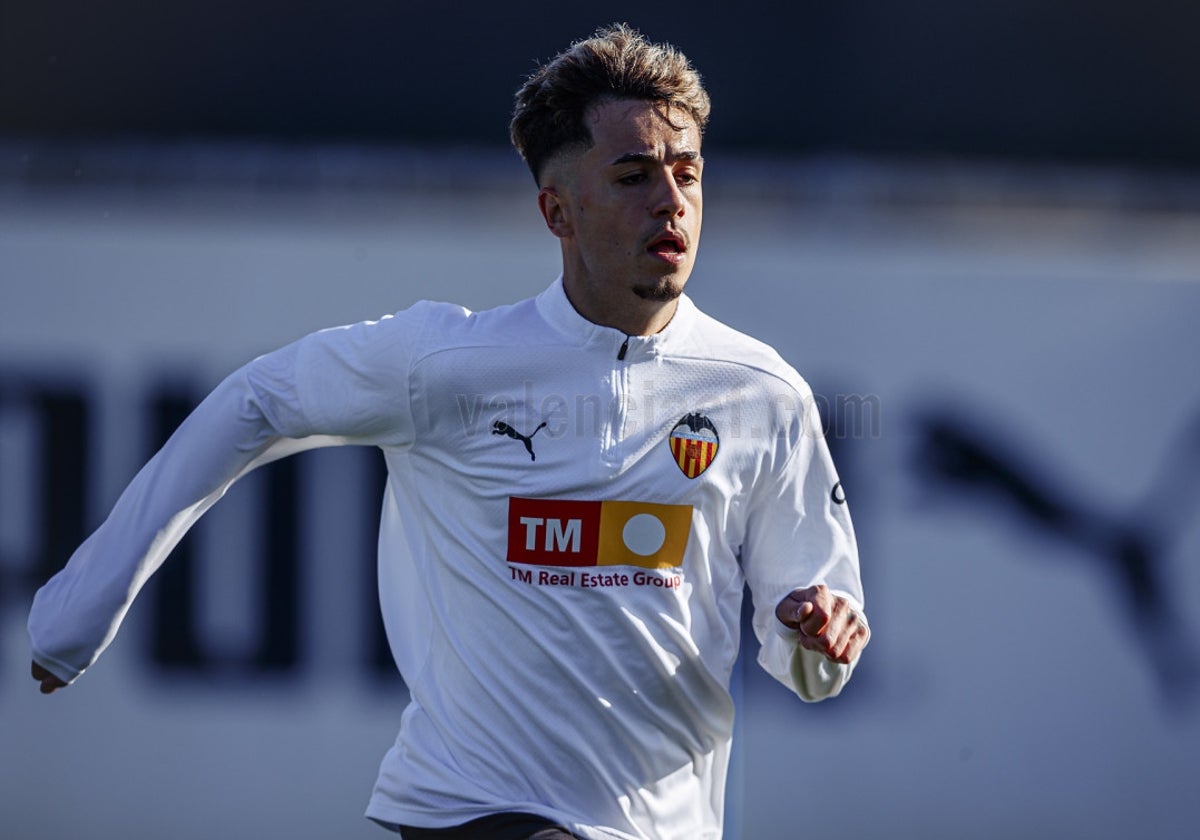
<box><xmin>668</xmin><ymin>412</ymin><xmax>719</xmax><ymax>479</ymax></box>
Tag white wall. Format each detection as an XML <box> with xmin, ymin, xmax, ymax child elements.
<box><xmin>3</xmin><ymin>151</ymin><xmax>1199</xmax><ymax>839</ymax></box>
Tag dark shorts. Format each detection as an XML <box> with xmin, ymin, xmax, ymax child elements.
<box><xmin>397</xmin><ymin>812</ymin><xmax>579</xmax><ymax>840</ymax></box>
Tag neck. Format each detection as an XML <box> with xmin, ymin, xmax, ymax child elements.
<box><xmin>561</xmin><ymin>275</ymin><xmax>679</xmax><ymax>336</ymax></box>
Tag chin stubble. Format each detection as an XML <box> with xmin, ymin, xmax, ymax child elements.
<box><xmin>633</xmin><ymin>278</ymin><xmax>684</xmax><ymax>302</ymax></box>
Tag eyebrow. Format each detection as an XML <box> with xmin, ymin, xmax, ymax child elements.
<box><xmin>609</xmin><ymin>150</ymin><xmax>702</xmax><ymax>166</ymax></box>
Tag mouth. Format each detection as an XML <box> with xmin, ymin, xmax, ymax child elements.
<box><xmin>646</xmin><ymin>230</ymin><xmax>688</xmax><ymax>264</ymax></box>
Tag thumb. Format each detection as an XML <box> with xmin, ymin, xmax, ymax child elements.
<box><xmin>776</xmin><ymin>595</ymin><xmax>814</xmax><ymax>630</ymax></box>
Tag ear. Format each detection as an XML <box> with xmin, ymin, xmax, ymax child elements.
<box><xmin>537</xmin><ymin>187</ymin><xmax>573</xmax><ymax>239</ymax></box>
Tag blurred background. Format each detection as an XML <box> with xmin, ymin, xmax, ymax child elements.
<box><xmin>3</xmin><ymin>3</ymin><xmax>1199</xmax><ymax>838</ymax></box>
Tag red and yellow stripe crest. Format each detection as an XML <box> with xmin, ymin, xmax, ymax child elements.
<box><xmin>668</xmin><ymin>412</ymin><xmax>720</xmax><ymax>479</ymax></box>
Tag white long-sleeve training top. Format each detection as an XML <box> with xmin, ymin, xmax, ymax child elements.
<box><xmin>29</xmin><ymin>277</ymin><xmax>864</xmax><ymax>840</ymax></box>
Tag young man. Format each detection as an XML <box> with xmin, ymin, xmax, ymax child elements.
<box><xmin>30</xmin><ymin>24</ymin><xmax>868</xmax><ymax>840</ymax></box>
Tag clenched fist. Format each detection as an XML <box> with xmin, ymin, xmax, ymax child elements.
<box><xmin>775</xmin><ymin>584</ymin><xmax>869</xmax><ymax>665</ymax></box>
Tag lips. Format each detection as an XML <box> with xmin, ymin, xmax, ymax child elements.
<box><xmin>646</xmin><ymin>229</ymin><xmax>687</xmax><ymax>259</ymax></box>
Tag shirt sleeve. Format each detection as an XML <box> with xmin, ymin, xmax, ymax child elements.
<box><xmin>27</xmin><ymin>310</ymin><xmax>421</xmax><ymax>684</ymax></box>
<box><xmin>739</xmin><ymin>383</ymin><xmax>865</xmax><ymax>702</ymax></box>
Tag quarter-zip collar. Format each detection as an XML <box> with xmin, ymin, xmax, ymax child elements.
<box><xmin>534</xmin><ymin>275</ymin><xmax>697</xmax><ymax>360</ymax></box>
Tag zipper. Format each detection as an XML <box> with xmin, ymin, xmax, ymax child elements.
<box><xmin>603</xmin><ymin>335</ymin><xmax>632</xmax><ymax>467</ymax></box>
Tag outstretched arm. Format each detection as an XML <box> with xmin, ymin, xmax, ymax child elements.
<box><xmin>27</xmin><ymin>360</ymin><xmax>336</xmax><ymax>688</ymax></box>
<box><xmin>28</xmin><ymin>313</ymin><xmax>418</xmax><ymax>690</ymax></box>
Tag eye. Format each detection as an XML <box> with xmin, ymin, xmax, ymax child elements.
<box><xmin>618</xmin><ymin>171</ymin><xmax>647</xmax><ymax>185</ymax></box>
<box><xmin>675</xmin><ymin>171</ymin><xmax>699</xmax><ymax>186</ymax></box>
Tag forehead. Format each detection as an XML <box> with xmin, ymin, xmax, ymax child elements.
<box><xmin>582</xmin><ymin>98</ymin><xmax>702</xmax><ymax>161</ymax></box>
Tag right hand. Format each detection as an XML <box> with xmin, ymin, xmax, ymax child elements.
<box><xmin>775</xmin><ymin>584</ymin><xmax>869</xmax><ymax>665</ymax></box>
<box><xmin>32</xmin><ymin>661</ymin><xmax>67</xmax><ymax>694</ymax></box>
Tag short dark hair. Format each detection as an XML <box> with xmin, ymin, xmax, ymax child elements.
<box><xmin>510</xmin><ymin>23</ymin><xmax>711</xmax><ymax>184</ymax></box>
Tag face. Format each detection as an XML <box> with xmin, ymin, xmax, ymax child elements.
<box><xmin>539</xmin><ymin>98</ymin><xmax>704</xmax><ymax>335</ymax></box>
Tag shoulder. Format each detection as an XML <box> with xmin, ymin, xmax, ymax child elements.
<box><xmin>301</xmin><ymin>295</ymin><xmax>541</xmax><ymax>358</ymax></box>
<box><xmin>391</xmin><ymin>296</ymin><xmax>543</xmax><ymax>353</ymax></box>
<box><xmin>680</xmin><ymin>304</ymin><xmax>814</xmax><ymax>400</ymax></box>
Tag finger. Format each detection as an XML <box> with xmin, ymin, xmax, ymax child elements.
<box><xmin>790</xmin><ymin>601</ymin><xmax>831</xmax><ymax>639</ymax></box>
<box><xmin>794</xmin><ymin>600</ymin><xmax>815</xmax><ymax>627</ymax></box>
<box><xmin>800</xmin><ymin>603</ymin><xmax>859</xmax><ymax>661</ymax></box>
<box><xmin>796</xmin><ymin>630</ymin><xmax>831</xmax><ymax>657</ymax></box>
<box><xmin>825</xmin><ymin>616</ymin><xmax>856</xmax><ymax>663</ymax></box>
<box><xmin>806</xmin><ymin>594</ymin><xmax>853</xmax><ymax>640</ymax></box>
<box><xmin>775</xmin><ymin>595</ymin><xmax>815</xmax><ymax>629</ymax></box>
<box><xmin>828</xmin><ymin>613</ymin><xmax>870</xmax><ymax>664</ymax></box>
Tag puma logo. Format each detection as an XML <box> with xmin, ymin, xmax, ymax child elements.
<box><xmin>492</xmin><ymin>420</ymin><xmax>548</xmax><ymax>462</ymax></box>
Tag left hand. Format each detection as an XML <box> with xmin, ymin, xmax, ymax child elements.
<box><xmin>775</xmin><ymin>584</ymin><xmax>869</xmax><ymax>665</ymax></box>
<box><xmin>31</xmin><ymin>661</ymin><xmax>67</xmax><ymax>695</ymax></box>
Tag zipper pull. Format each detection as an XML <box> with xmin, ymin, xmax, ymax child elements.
<box><xmin>617</xmin><ymin>336</ymin><xmax>630</xmax><ymax>360</ymax></box>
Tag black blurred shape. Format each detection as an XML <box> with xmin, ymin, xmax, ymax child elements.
<box><xmin>0</xmin><ymin>379</ymin><xmax>90</xmax><ymax>595</ymax></box>
<box><xmin>34</xmin><ymin>389</ymin><xmax>90</xmax><ymax>586</ymax></box>
<box><xmin>915</xmin><ymin>405</ymin><xmax>1200</xmax><ymax>707</ymax></box>
<box><xmin>147</xmin><ymin>384</ymin><xmax>302</xmax><ymax>675</ymax></box>
<box><xmin>148</xmin><ymin>389</ymin><xmax>205</xmax><ymax>667</ymax></box>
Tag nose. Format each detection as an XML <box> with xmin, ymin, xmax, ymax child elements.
<box><xmin>650</xmin><ymin>170</ymin><xmax>686</xmax><ymax>218</ymax></box>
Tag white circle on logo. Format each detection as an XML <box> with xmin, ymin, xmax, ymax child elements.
<box><xmin>622</xmin><ymin>514</ymin><xmax>666</xmax><ymax>556</ymax></box>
